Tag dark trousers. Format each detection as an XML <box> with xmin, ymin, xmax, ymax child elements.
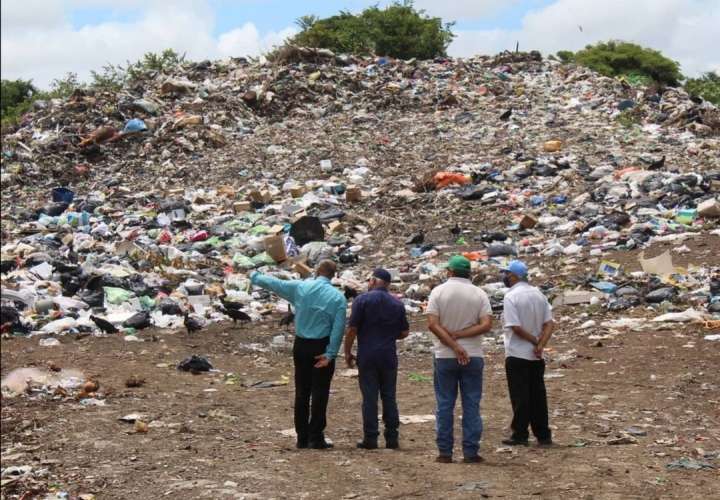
<box><xmin>293</xmin><ymin>336</ymin><xmax>335</xmax><ymax>444</ymax></box>
<box><xmin>505</xmin><ymin>356</ymin><xmax>551</xmax><ymax>442</ymax></box>
<box><xmin>358</xmin><ymin>361</ymin><xmax>399</xmax><ymax>442</ymax></box>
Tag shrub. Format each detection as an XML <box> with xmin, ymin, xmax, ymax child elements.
<box><xmin>556</xmin><ymin>50</ymin><xmax>575</xmax><ymax>63</ymax></box>
<box><xmin>685</xmin><ymin>71</ymin><xmax>720</xmax><ymax>106</ymax></box>
<box><xmin>48</xmin><ymin>72</ymin><xmax>84</xmax><ymax>98</ymax></box>
<box><xmin>290</xmin><ymin>1</ymin><xmax>454</xmax><ymax>59</ymax></box>
<box><xmin>571</xmin><ymin>40</ymin><xmax>682</xmax><ymax>86</ymax></box>
<box><xmin>1</xmin><ymin>79</ymin><xmax>37</xmax><ymax>120</ymax></box>
<box><xmin>91</xmin><ymin>49</ymin><xmax>187</xmax><ymax>90</ymax></box>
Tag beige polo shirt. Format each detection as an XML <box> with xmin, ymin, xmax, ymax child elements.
<box><xmin>426</xmin><ymin>277</ymin><xmax>492</xmax><ymax>358</ymax></box>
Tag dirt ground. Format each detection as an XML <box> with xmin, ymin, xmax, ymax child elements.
<box><xmin>2</xmin><ymin>304</ymin><xmax>719</xmax><ymax>500</ymax></box>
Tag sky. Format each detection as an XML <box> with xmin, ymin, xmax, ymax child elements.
<box><xmin>1</xmin><ymin>0</ymin><xmax>718</xmax><ymax>88</ymax></box>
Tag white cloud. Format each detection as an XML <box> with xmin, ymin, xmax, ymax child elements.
<box><xmin>0</xmin><ymin>0</ymin><xmax>66</xmax><ymax>34</ymax></box>
<box><xmin>218</xmin><ymin>23</ymin><xmax>297</xmax><ymax>58</ymax></box>
<box><xmin>0</xmin><ymin>0</ymin><xmax>296</xmax><ymax>88</ymax></box>
<box><xmin>448</xmin><ymin>0</ymin><xmax>720</xmax><ymax>77</ymax></box>
<box><xmin>415</xmin><ymin>0</ymin><xmax>518</xmax><ymax>21</ymax></box>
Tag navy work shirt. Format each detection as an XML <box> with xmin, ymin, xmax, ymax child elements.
<box><xmin>348</xmin><ymin>288</ymin><xmax>409</xmax><ymax>369</ymax></box>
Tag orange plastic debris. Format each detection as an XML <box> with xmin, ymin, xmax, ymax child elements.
<box><xmin>434</xmin><ymin>172</ymin><xmax>471</xmax><ymax>189</ymax></box>
<box><xmin>461</xmin><ymin>251</ymin><xmax>486</xmax><ymax>261</ymax></box>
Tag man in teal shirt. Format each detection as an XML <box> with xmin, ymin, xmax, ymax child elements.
<box><xmin>250</xmin><ymin>259</ymin><xmax>347</xmax><ymax>449</ymax></box>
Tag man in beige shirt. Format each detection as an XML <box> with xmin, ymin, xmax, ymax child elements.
<box><xmin>426</xmin><ymin>255</ymin><xmax>493</xmax><ymax>463</ymax></box>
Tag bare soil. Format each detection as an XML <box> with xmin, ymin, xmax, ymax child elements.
<box><xmin>2</xmin><ymin>306</ymin><xmax>719</xmax><ymax>499</ymax></box>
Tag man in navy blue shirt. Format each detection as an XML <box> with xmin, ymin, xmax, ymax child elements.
<box><xmin>344</xmin><ymin>268</ymin><xmax>409</xmax><ymax>450</ymax></box>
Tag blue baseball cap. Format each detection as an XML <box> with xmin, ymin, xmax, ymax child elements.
<box><xmin>500</xmin><ymin>260</ymin><xmax>528</xmax><ymax>279</ymax></box>
<box><xmin>372</xmin><ymin>268</ymin><xmax>392</xmax><ymax>283</ymax></box>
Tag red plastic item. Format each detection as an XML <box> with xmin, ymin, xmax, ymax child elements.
<box><xmin>190</xmin><ymin>230</ymin><xmax>209</xmax><ymax>242</ymax></box>
<box><xmin>157</xmin><ymin>230</ymin><xmax>172</xmax><ymax>243</ymax></box>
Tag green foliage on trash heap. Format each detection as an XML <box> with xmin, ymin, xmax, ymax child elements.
<box><xmin>1</xmin><ymin>74</ymin><xmax>81</xmax><ymax>126</ymax></box>
<box><xmin>555</xmin><ymin>50</ymin><xmax>575</xmax><ymax>63</ymax></box>
<box><xmin>290</xmin><ymin>1</ymin><xmax>455</xmax><ymax>59</ymax></box>
<box><xmin>1</xmin><ymin>79</ymin><xmax>36</xmax><ymax>124</ymax></box>
<box><xmin>685</xmin><ymin>71</ymin><xmax>720</xmax><ymax>106</ymax></box>
<box><xmin>91</xmin><ymin>49</ymin><xmax>187</xmax><ymax>90</ymax></box>
<box><xmin>556</xmin><ymin>40</ymin><xmax>683</xmax><ymax>87</ymax></box>
<box><xmin>1</xmin><ymin>50</ymin><xmax>185</xmax><ymax>127</ymax></box>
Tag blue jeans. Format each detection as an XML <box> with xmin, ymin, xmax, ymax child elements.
<box><xmin>358</xmin><ymin>360</ymin><xmax>399</xmax><ymax>442</ymax></box>
<box><xmin>433</xmin><ymin>357</ymin><xmax>484</xmax><ymax>458</ymax></box>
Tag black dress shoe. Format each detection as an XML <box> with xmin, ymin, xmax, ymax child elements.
<box><xmin>501</xmin><ymin>437</ymin><xmax>529</xmax><ymax>446</ymax></box>
<box><xmin>309</xmin><ymin>440</ymin><xmax>334</xmax><ymax>449</ymax></box>
<box><xmin>356</xmin><ymin>440</ymin><xmax>378</xmax><ymax>449</ymax></box>
<box><xmin>296</xmin><ymin>441</ymin><xmax>309</xmax><ymax>449</ymax></box>
<box><xmin>537</xmin><ymin>439</ymin><xmax>553</xmax><ymax>447</ymax></box>
<box><xmin>385</xmin><ymin>439</ymin><xmax>399</xmax><ymax>449</ymax></box>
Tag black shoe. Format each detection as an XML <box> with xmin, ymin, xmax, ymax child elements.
<box><xmin>385</xmin><ymin>439</ymin><xmax>399</xmax><ymax>450</ymax></box>
<box><xmin>309</xmin><ymin>440</ymin><xmax>334</xmax><ymax>449</ymax></box>
<box><xmin>296</xmin><ymin>441</ymin><xmax>309</xmax><ymax>449</ymax></box>
<box><xmin>501</xmin><ymin>437</ymin><xmax>529</xmax><ymax>446</ymax></box>
<box><xmin>462</xmin><ymin>455</ymin><xmax>484</xmax><ymax>464</ymax></box>
<box><xmin>537</xmin><ymin>439</ymin><xmax>553</xmax><ymax>447</ymax></box>
<box><xmin>356</xmin><ymin>440</ymin><xmax>378</xmax><ymax>450</ymax></box>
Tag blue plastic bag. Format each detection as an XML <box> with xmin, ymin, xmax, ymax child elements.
<box><xmin>123</xmin><ymin>118</ymin><xmax>147</xmax><ymax>133</ymax></box>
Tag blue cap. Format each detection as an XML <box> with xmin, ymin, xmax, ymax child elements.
<box><xmin>372</xmin><ymin>268</ymin><xmax>392</xmax><ymax>283</ymax></box>
<box><xmin>501</xmin><ymin>260</ymin><xmax>528</xmax><ymax>279</ymax></box>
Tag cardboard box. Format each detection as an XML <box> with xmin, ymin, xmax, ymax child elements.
<box><xmin>248</xmin><ymin>190</ymin><xmax>272</xmax><ymax>204</ymax></box>
<box><xmin>217</xmin><ymin>185</ymin><xmax>236</xmax><ymax>198</ymax></box>
<box><xmin>543</xmin><ymin>140</ymin><xmax>562</xmax><ymax>152</ymax></box>
<box><xmin>346</xmin><ymin>185</ymin><xmax>362</xmax><ymax>202</ymax></box>
<box><xmin>263</xmin><ymin>235</ymin><xmax>287</xmax><ymax>263</ymax></box>
<box><xmin>294</xmin><ymin>261</ymin><xmax>313</xmax><ymax>278</ymax></box>
<box><xmin>698</xmin><ymin>198</ymin><xmax>720</xmax><ymax>218</ymax></box>
<box><xmin>233</xmin><ymin>201</ymin><xmax>252</xmax><ymax>213</ymax></box>
<box><xmin>519</xmin><ymin>214</ymin><xmax>537</xmax><ymax>229</ymax></box>
<box><xmin>290</xmin><ymin>186</ymin><xmax>305</xmax><ymax>198</ymax></box>
<box><xmin>328</xmin><ymin>220</ymin><xmax>345</xmax><ymax>234</ymax></box>
<box><xmin>552</xmin><ymin>290</ymin><xmax>604</xmax><ymax>306</ymax></box>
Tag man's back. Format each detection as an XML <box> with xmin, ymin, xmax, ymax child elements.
<box><xmin>426</xmin><ymin>277</ymin><xmax>492</xmax><ymax>358</ymax></box>
<box><xmin>250</xmin><ymin>273</ymin><xmax>346</xmax><ymax>339</ymax></box>
<box><xmin>503</xmin><ymin>281</ymin><xmax>552</xmax><ymax>360</ymax></box>
<box><xmin>351</xmin><ymin>288</ymin><xmax>408</xmax><ymax>366</ymax></box>
<box><xmin>293</xmin><ymin>278</ymin><xmax>346</xmax><ymax>336</ymax></box>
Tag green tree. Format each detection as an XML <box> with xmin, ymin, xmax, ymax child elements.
<box><xmin>294</xmin><ymin>10</ymin><xmax>373</xmax><ymax>55</ymax></box>
<box><xmin>1</xmin><ymin>79</ymin><xmax>36</xmax><ymax>117</ymax></box>
<box><xmin>291</xmin><ymin>1</ymin><xmax>454</xmax><ymax>59</ymax></box>
<box><xmin>685</xmin><ymin>71</ymin><xmax>720</xmax><ymax>106</ymax></box>
<box><xmin>570</xmin><ymin>40</ymin><xmax>682</xmax><ymax>86</ymax></box>
<box><xmin>556</xmin><ymin>50</ymin><xmax>575</xmax><ymax>63</ymax></box>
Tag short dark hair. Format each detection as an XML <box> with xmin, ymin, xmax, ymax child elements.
<box><xmin>448</xmin><ymin>268</ymin><xmax>470</xmax><ymax>279</ymax></box>
<box><xmin>316</xmin><ymin>259</ymin><xmax>337</xmax><ymax>278</ymax></box>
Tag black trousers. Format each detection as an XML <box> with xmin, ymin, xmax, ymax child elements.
<box><xmin>293</xmin><ymin>336</ymin><xmax>335</xmax><ymax>444</ymax></box>
<box><xmin>505</xmin><ymin>356</ymin><xmax>551</xmax><ymax>442</ymax></box>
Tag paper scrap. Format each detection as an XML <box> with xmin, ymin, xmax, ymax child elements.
<box><xmin>639</xmin><ymin>251</ymin><xmax>675</xmax><ymax>276</ymax></box>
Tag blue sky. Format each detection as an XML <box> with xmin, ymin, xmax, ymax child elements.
<box><xmin>65</xmin><ymin>1</ymin><xmax>557</xmax><ymax>34</ymax></box>
<box><xmin>2</xmin><ymin>0</ymin><xmax>718</xmax><ymax>88</ymax></box>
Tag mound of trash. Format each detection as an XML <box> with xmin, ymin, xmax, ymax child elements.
<box><xmin>1</xmin><ymin>48</ymin><xmax>719</xmax><ymax>340</ymax></box>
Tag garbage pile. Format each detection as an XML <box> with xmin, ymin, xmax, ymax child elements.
<box><xmin>2</xmin><ymin>48</ymin><xmax>719</xmax><ymax>340</ymax></box>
